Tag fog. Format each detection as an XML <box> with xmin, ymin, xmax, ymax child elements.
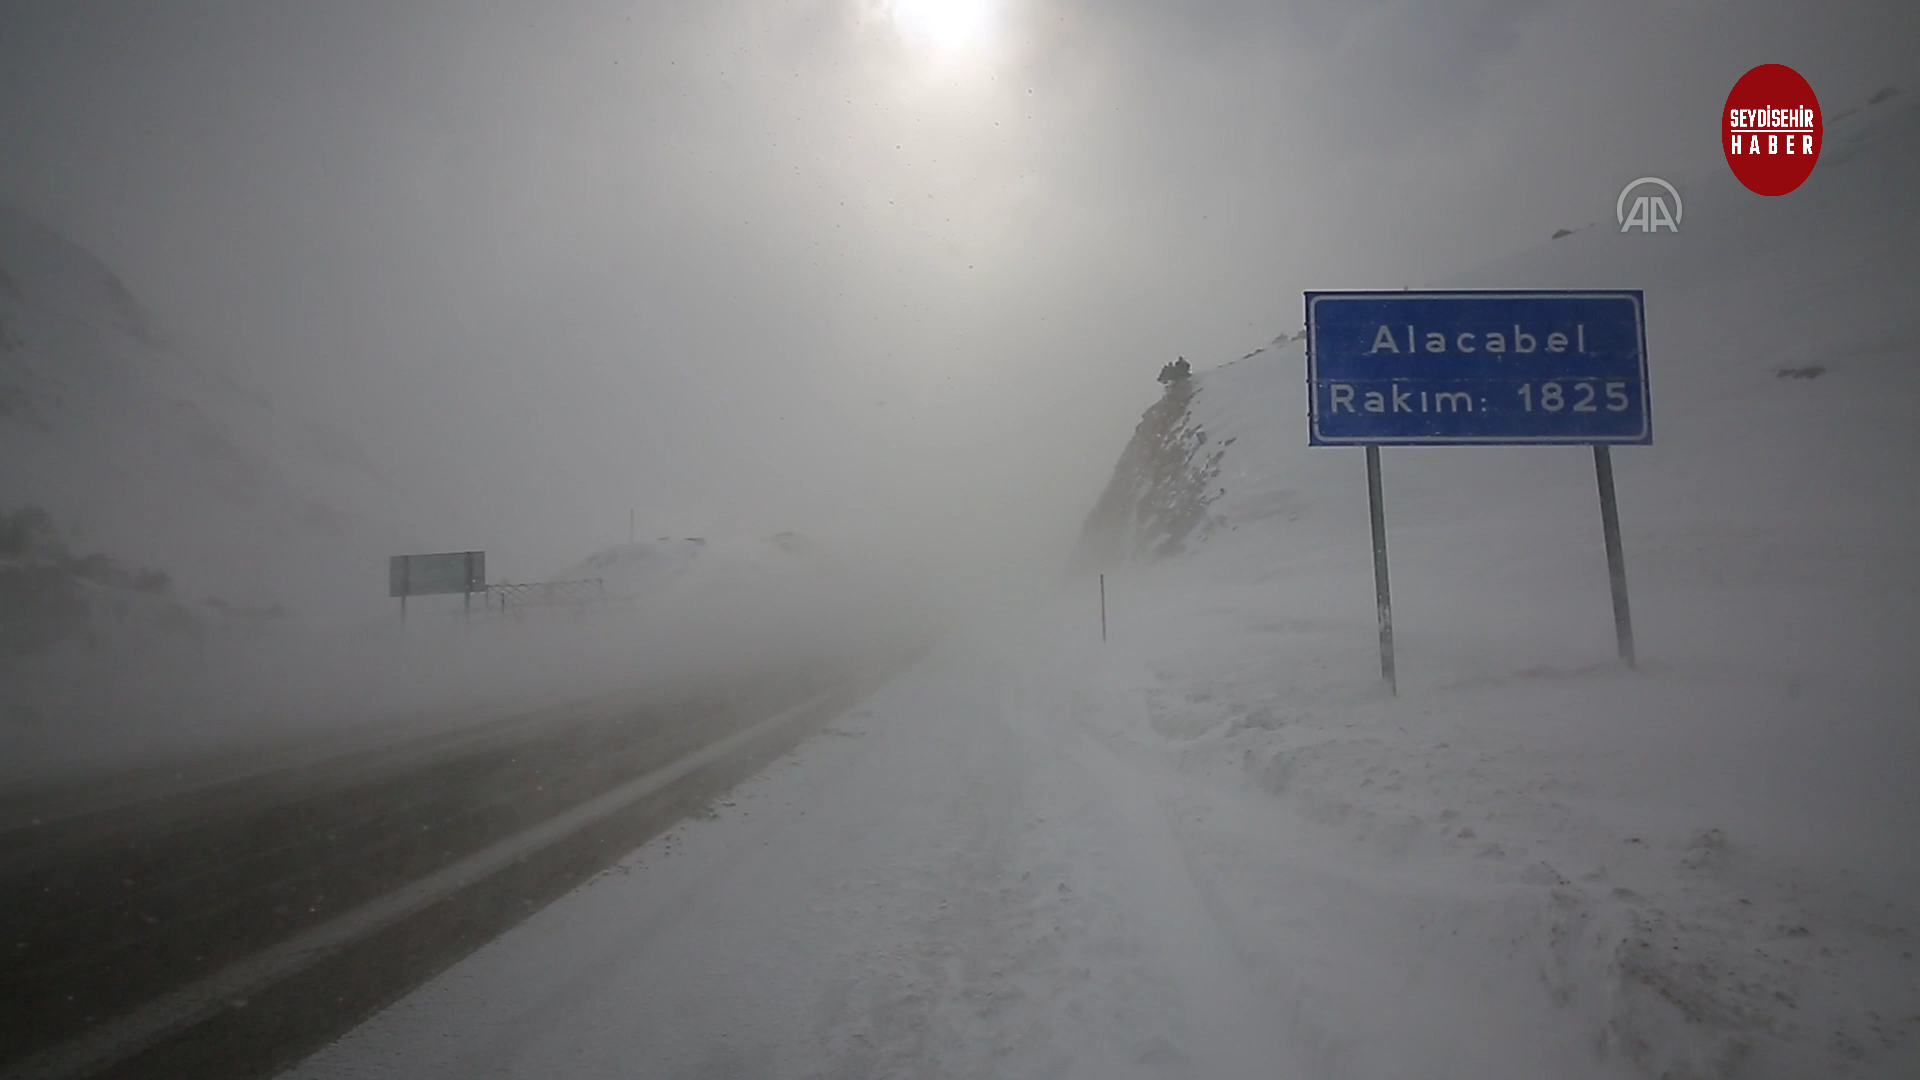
<box><xmin>0</xmin><ymin>540</ymin><xmax>942</xmax><ymax>786</ymax></box>
<box><xmin>3</xmin><ymin>0</ymin><xmax>1908</xmax><ymax>581</ymax></box>
<box><xmin>7</xmin><ymin>7</ymin><xmax>1920</xmax><ymax>1077</ymax></box>
<box><xmin>2</xmin><ymin>1</ymin><xmax>1915</xmax><ymax>776</ymax></box>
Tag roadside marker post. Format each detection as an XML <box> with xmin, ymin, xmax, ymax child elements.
<box><xmin>1306</xmin><ymin>290</ymin><xmax>1651</xmax><ymax>688</ymax></box>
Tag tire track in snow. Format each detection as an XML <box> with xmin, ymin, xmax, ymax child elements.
<box><xmin>997</xmin><ymin>678</ymin><xmax>1309</xmax><ymax>1080</ymax></box>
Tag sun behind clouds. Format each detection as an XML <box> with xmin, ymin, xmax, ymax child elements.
<box><xmin>887</xmin><ymin>0</ymin><xmax>1000</xmax><ymax>52</ymax></box>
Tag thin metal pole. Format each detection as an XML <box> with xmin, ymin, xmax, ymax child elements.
<box><xmin>1099</xmin><ymin>573</ymin><xmax>1107</xmax><ymax>642</ymax></box>
<box><xmin>1593</xmin><ymin>445</ymin><xmax>1636</xmax><ymax>668</ymax></box>
<box><xmin>1365</xmin><ymin>446</ymin><xmax>1396</xmax><ymax>694</ymax></box>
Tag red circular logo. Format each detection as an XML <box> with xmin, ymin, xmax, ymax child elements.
<box><xmin>1723</xmin><ymin>64</ymin><xmax>1822</xmax><ymax>195</ymax></box>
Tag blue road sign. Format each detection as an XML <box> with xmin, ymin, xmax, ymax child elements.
<box><xmin>1306</xmin><ymin>290</ymin><xmax>1650</xmax><ymax>446</ymax></box>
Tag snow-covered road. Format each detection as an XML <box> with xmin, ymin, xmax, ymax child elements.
<box><xmin>283</xmin><ymin>613</ymin><xmax>1720</xmax><ymax>1080</ymax></box>
<box><xmin>293</xmin><ymin>629</ymin><xmax>1280</xmax><ymax>1079</ymax></box>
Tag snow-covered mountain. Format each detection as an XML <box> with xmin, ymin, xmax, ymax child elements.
<box><xmin>0</xmin><ymin>202</ymin><xmax>426</xmax><ymax>638</ymax></box>
<box><xmin>1065</xmin><ymin>91</ymin><xmax>1920</xmax><ymax>1077</ymax></box>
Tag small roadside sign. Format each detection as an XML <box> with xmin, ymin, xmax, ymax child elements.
<box><xmin>389</xmin><ymin>551</ymin><xmax>485</xmax><ymax>619</ymax></box>
<box><xmin>389</xmin><ymin>552</ymin><xmax>485</xmax><ymax>597</ymax></box>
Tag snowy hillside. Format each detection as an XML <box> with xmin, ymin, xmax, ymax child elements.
<box><xmin>0</xmin><ymin>202</ymin><xmax>424</xmax><ymax>632</ymax></box>
<box><xmin>1066</xmin><ymin>92</ymin><xmax>1920</xmax><ymax>1076</ymax></box>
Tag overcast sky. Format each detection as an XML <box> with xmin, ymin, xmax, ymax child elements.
<box><xmin>1</xmin><ymin>0</ymin><xmax>1912</xmax><ymax>580</ymax></box>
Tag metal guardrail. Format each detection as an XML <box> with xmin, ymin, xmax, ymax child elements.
<box><xmin>484</xmin><ymin>578</ymin><xmax>606</xmax><ymax>610</ymax></box>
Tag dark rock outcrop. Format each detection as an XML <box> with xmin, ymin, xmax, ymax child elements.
<box><xmin>1068</xmin><ymin>378</ymin><xmax>1225</xmax><ymax>575</ymax></box>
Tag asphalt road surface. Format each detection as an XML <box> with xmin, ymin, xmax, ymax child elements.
<box><xmin>0</xmin><ymin>657</ymin><xmax>901</xmax><ymax>1080</ymax></box>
